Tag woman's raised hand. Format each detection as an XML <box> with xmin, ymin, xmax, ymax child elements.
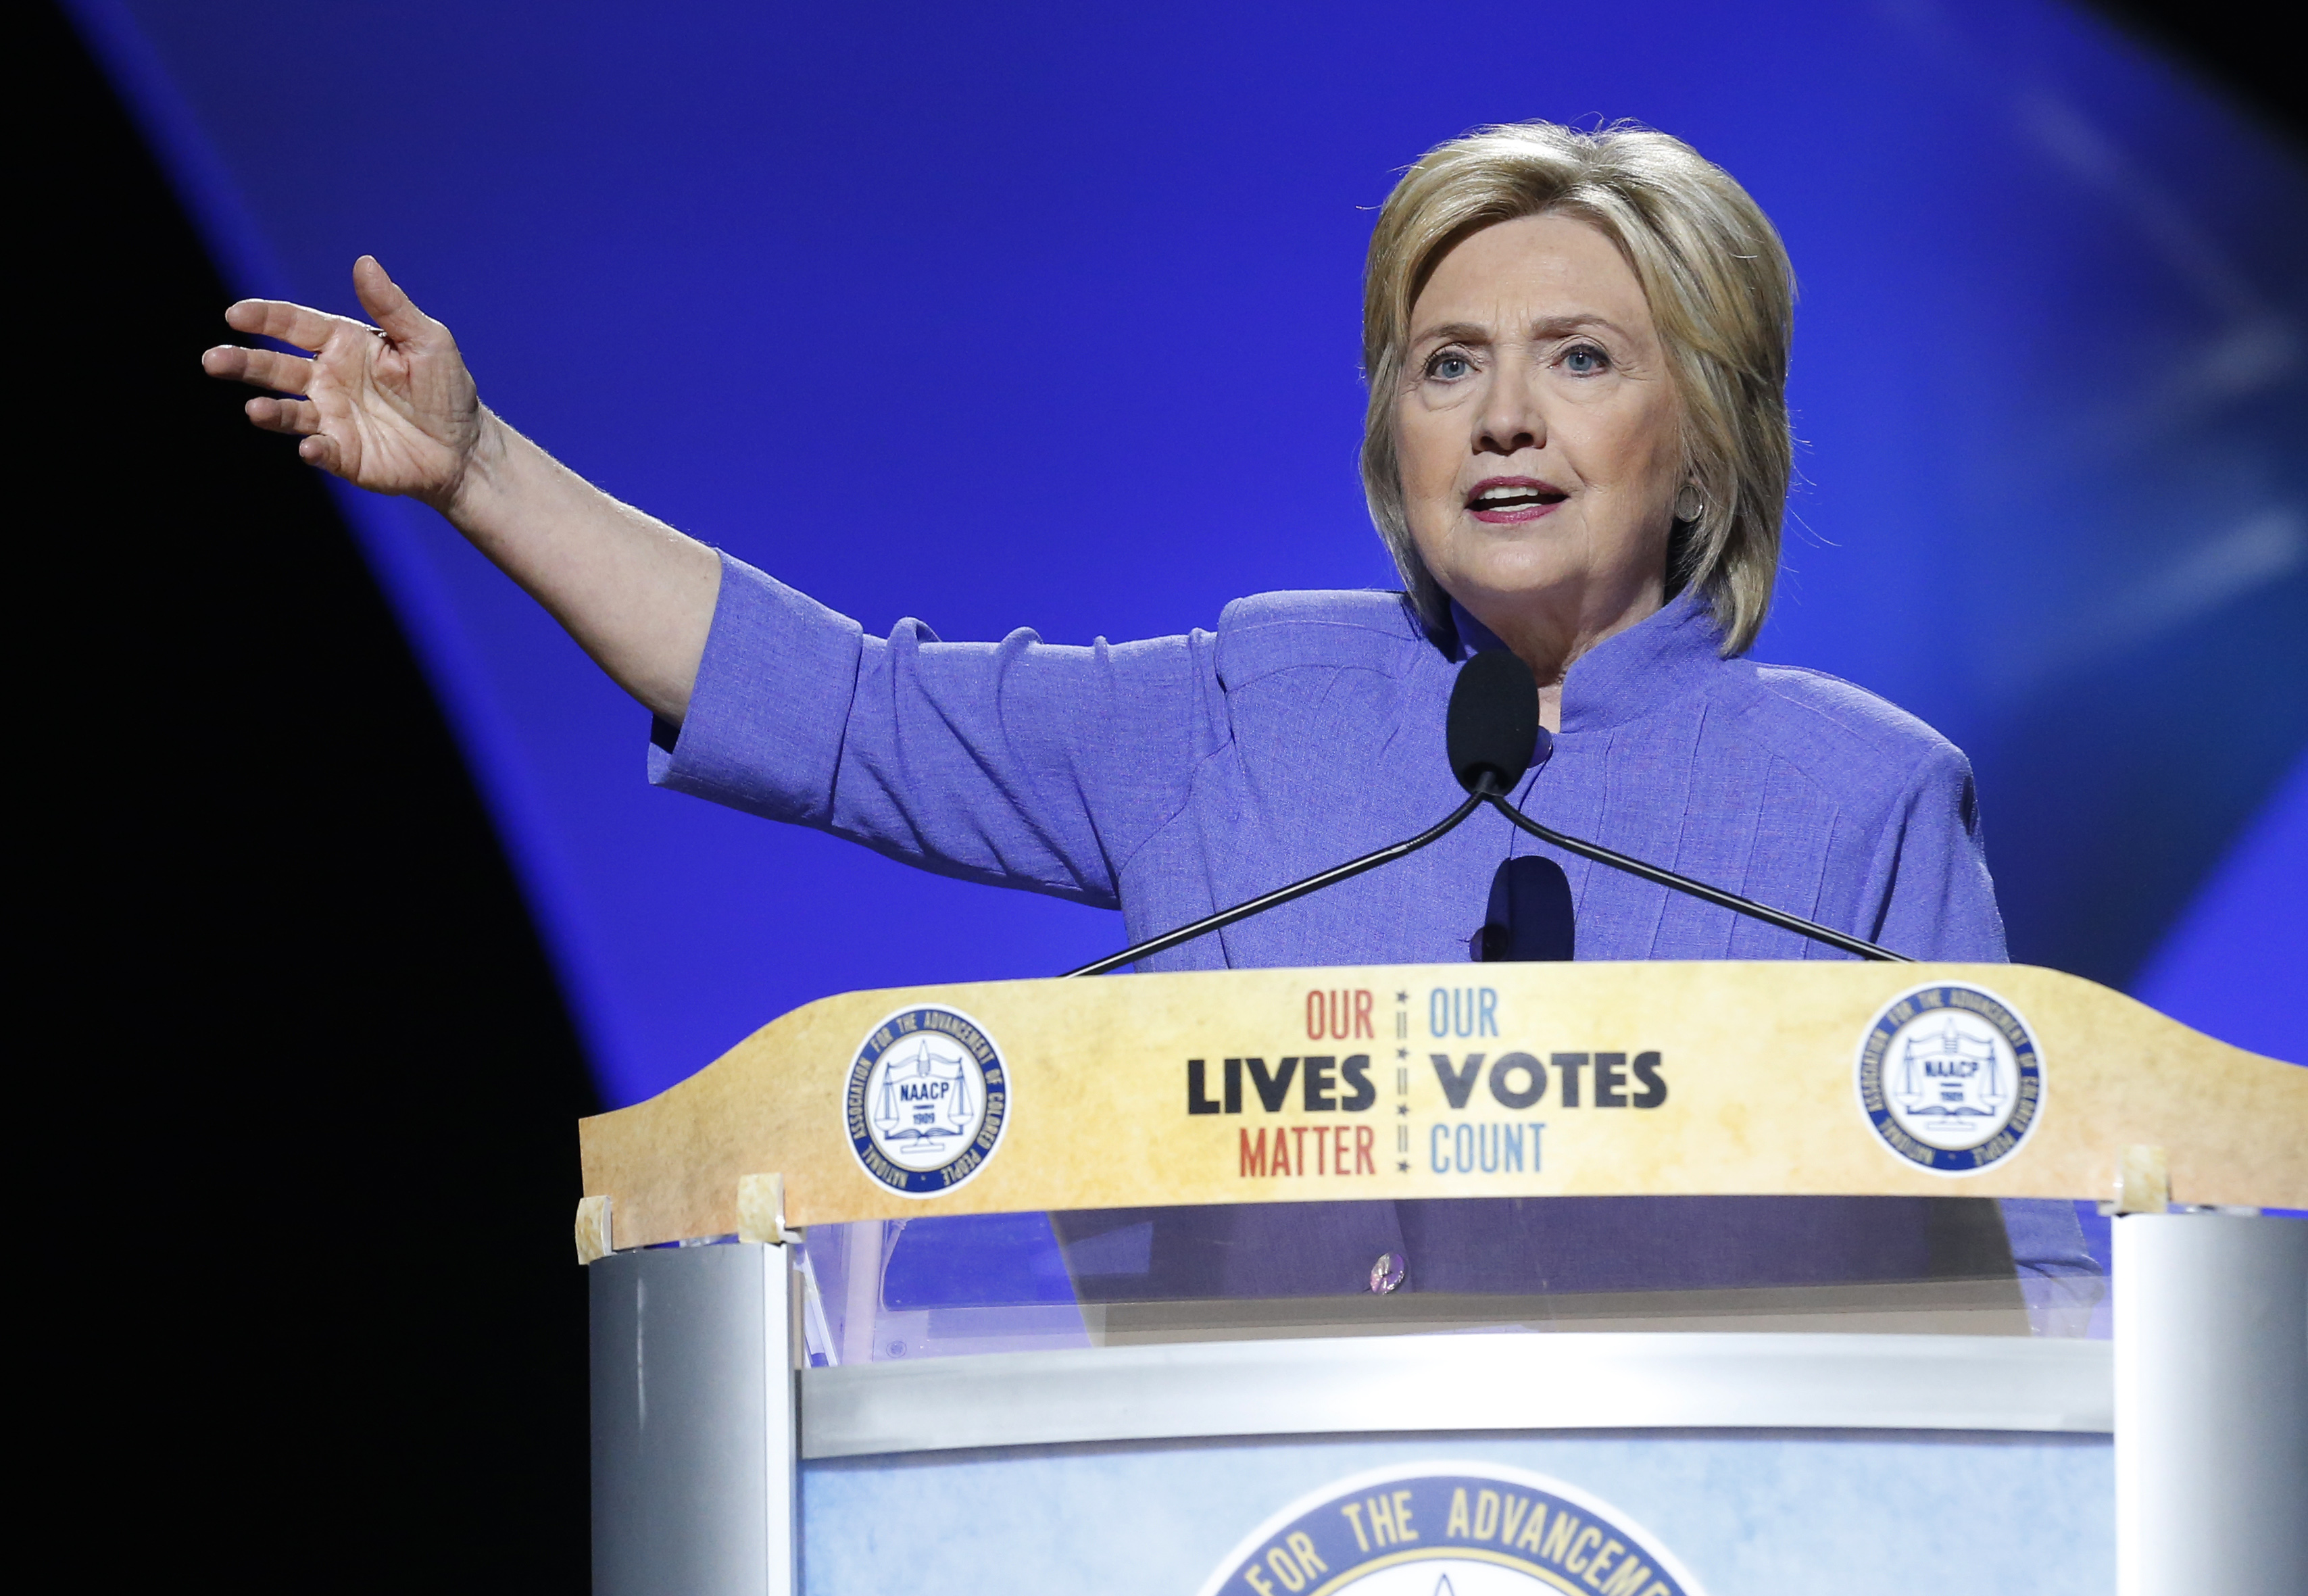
<box><xmin>203</xmin><ymin>255</ymin><xmax>718</xmax><ymax>720</ymax></box>
<box><xmin>203</xmin><ymin>256</ymin><xmax>484</xmax><ymax>507</ymax></box>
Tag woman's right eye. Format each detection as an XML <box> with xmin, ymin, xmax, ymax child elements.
<box><xmin>1427</xmin><ymin>352</ymin><xmax>1472</xmax><ymax>380</ymax></box>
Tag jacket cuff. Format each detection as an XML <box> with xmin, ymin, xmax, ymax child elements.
<box><xmin>646</xmin><ymin>550</ymin><xmax>864</xmax><ymax>824</ymax></box>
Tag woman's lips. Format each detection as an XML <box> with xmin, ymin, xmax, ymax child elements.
<box><xmin>1466</xmin><ymin>476</ymin><xmax>1567</xmax><ymax>524</ymax></box>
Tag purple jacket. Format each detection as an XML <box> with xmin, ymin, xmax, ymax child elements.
<box><xmin>655</xmin><ymin>554</ymin><xmax>2094</xmax><ymax>1322</ymax></box>
<box><xmin>658</xmin><ymin>557</ymin><xmax>2003</xmax><ymax>964</ymax></box>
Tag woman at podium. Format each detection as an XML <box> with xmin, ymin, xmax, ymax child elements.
<box><xmin>203</xmin><ymin>120</ymin><xmax>2094</xmax><ymax>1320</ymax></box>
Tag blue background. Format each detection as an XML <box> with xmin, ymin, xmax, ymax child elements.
<box><xmin>76</xmin><ymin>0</ymin><xmax>2305</xmax><ymax>1107</ymax></box>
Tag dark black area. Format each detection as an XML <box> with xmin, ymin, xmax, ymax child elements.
<box><xmin>35</xmin><ymin>3</ymin><xmax>595</xmax><ymax>1588</ymax></box>
<box><xmin>2084</xmin><ymin>1</ymin><xmax>2307</xmax><ymax>144</ymax></box>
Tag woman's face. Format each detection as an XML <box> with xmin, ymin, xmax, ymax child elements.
<box><xmin>1396</xmin><ymin>214</ymin><xmax>1685</xmax><ymax>656</ymax></box>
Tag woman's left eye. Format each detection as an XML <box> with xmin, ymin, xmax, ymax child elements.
<box><xmin>1561</xmin><ymin>344</ymin><xmax>1611</xmax><ymax>375</ymax></box>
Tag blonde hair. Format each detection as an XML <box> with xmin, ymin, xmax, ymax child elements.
<box><xmin>1360</xmin><ymin>121</ymin><xmax>1794</xmax><ymax>656</ymax></box>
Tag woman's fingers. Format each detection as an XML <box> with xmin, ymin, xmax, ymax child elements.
<box><xmin>202</xmin><ymin>343</ymin><xmax>317</xmax><ymax>395</ymax></box>
<box><xmin>208</xmin><ymin>258</ymin><xmax>469</xmax><ymax>489</ymax></box>
<box><xmin>223</xmin><ymin>296</ymin><xmax>353</xmax><ymax>352</ymax></box>
<box><xmin>351</xmin><ymin>255</ymin><xmax>435</xmax><ymax>343</ymax></box>
<box><xmin>245</xmin><ymin>393</ymin><xmax>321</xmax><ymax>434</ymax></box>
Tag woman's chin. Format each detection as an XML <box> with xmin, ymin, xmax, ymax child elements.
<box><xmin>1433</xmin><ymin>552</ymin><xmax>1588</xmax><ymax>612</ymax></box>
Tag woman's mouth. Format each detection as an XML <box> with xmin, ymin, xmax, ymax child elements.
<box><xmin>1465</xmin><ymin>477</ymin><xmax>1567</xmax><ymax>523</ymax></box>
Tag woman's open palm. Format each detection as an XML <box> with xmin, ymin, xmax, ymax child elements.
<box><xmin>203</xmin><ymin>256</ymin><xmax>481</xmax><ymax>504</ymax></box>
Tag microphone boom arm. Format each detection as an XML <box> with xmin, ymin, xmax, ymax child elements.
<box><xmin>1062</xmin><ymin>790</ymin><xmax>1488</xmax><ymax>978</ymax></box>
<box><xmin>1483</xmin><ymin>793</ymin><xmax>1909</xmax><ymax>963</ymax></box>
<box><xmin>1059</xmin><ymin>780</ymin><xmax>1910</xmax><ymax>977</ymax></box>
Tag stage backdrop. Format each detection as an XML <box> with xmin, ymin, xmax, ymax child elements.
<box><xmin>77</xmin><ymin>0</ymin><xmax>2306</xmax><ymax>1106</ymax></box>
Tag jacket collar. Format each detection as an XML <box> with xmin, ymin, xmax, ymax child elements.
<box><xmin>1444</xmin><ymin>589</ymin><xmax>1725</xmax><ymax>734</ymax></box>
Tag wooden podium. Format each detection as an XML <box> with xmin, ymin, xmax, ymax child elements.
<box><xmin>574</xmin><ymin>963</ymin><xmax>2305</xmax><ymax>1596</ymax></box>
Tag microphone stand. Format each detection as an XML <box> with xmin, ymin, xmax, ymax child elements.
<box><xmin>1062</xmin><ymin>789</ymin><xmax>1489</xmax><ymax>978</ymax></box>
<box><xmin>1481</xmin><ymin>792</ymin><xmax>1909</xmax><ymax>963</ymax></box>
<box><xmin>1062</xmin><ymin>777</ymin><xmax>1909</xmax><ymax>976</ymax></box>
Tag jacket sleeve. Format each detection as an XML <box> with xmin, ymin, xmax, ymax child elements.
<box><xmin>1869</xmin><ymin>742</ymin><xmax>2010</xmax><ymax>962</ymax></box>
<box><xmin>648</xmin><ymin>551</ymin><xmax>1221</xmax><ymax>907</ymax></box>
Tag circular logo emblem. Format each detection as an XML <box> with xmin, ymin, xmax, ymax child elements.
<box><xmin>844</xmin><ymin>1005</ymin><xmax>1008</xmax><ymax>1196</ymax></box>
<box><xmin>1857</xmin><ymin>982</ymin><xmax>2043</xmax><ymax>1175</ymax></box>
<box><xmin>1196</xmin><ymin>1462</ymin><xmax>1704</xmax><ymax>1596</ymax></box>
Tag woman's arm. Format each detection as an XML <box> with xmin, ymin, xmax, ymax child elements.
<box><xmin>202</xmin><ymin>257</ymin><xmax>720</xmax><ymax>722</ymax></box>
<box><xmin>208</xmin><ymin>261</ymin><xmax>1217</xmax><ymax>900</ymax></box>
<box><xmin>655</xmin><ymin>554</ymin><xmax>1221</xmax><ymax>910</ymax></box>
<box><xmin>1868</xmin><ymin>743</ymin><xmax>2008</xmax><ymax>961</ymax></box>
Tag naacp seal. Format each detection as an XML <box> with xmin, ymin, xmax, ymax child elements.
<box><xmin>844</xmin><ymin>1005</ymin><xmax>1008</xmax><ymax>1196</ymax></box>
<box><xmin>1197</xmin><ymin>1462</ymin><xmax>1704</xmax><ymax>1596</ymax></box>
<box><xmin>1857</xmin><ymin>982</ymin><xmax>2043</xmax><ymax>1174</ymax></box>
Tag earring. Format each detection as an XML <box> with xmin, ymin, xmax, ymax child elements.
<box><xmin>1674</xmin><ymin>483</ymin><xmax>1704</xmax><ymax>524</ymax></box>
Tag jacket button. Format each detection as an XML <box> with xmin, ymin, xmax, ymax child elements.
<box><xmin>1369</xmin><ymin>1251</ymin><xmax>1406</xmax><ymax>1295</ymax></box>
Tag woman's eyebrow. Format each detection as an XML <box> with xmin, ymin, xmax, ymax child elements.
<box><xmin>1410</xmin><ymin>313</ymin><xmax>1632</xmax><ymax>347</ymax></box>
<box><xmin>1531</xmin><ymin>313</ymin><xmax>1629</xmax><ymax>339</ymax></box>
<box><xmin>1408</xmin><ymin>320</ymin><xmax>1493</xmax><ymax>347</ymax></box>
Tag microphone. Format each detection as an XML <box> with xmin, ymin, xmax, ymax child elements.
<box><xmin>1448</xmin><ymin>653</ymin><xmax>1576</xmax><ymax>963</ymax></box>
<box><xmin>1475</xmin><ymin>855</ymin><xmax>1576</xmax><ymax>962</ymax></box>
<box><xmin>1062</xmin><ymin>656</ymin><xmax>1513</xmax><ymax>976</ymax></box>
<box><xmin>1448</xmin><ymin>649</ymin><xmax>1539</xmax><ymax>796</ymax></box>
<box><xmin>1062</xmin><ymin>647</ymin><xmax>1907</xmax><ymax>977</ymax></box>
<box><xmin>1464</xmin><ymin>651</ymin><xmax>1908</xmax><ymax>964</ymax></box>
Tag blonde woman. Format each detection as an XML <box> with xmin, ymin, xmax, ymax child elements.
<box><xmin>206</xmin><ymin>121</ymin><xmax>2092</xmax><ymax>1318</ymax></box>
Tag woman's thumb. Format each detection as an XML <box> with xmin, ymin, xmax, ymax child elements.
<box><xmin>352</xmin><ymin>255</ymin><xmax>431</xmax><ymax>341</ymax></box>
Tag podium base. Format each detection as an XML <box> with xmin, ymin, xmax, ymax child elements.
<box><xmin>589</xmin><ymin>1241</ymin><xmax>2130</xmax><ymax>1595</ymax></box>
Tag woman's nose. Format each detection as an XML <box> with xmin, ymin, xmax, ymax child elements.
<box><xmin>1475</xmin><ymin>361</ymin><xmax>1544</xmax><ymax>456</ymax></box>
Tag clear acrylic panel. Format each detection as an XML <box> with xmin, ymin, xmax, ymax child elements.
<box><xmin>794</xmin><ymin>1195</ymin><xmax>2142</xmax><ymax>1365</ymax></box>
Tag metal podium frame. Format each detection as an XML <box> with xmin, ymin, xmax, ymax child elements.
<box><xmin>587</xmin><ymin>1211</ymin><xmax>2305</xmax><ymax>1596</ymax></box>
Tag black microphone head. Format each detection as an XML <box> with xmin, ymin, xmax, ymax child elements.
<box><xmin>1479</xmin><ymin>855</ymin><xmax>1576</xmax><ymax>962</ymax></box>
<box><xmin>1448</xmin><ymin>650</ymin><xmax>1540</xmax><ymax>793</ymax></box>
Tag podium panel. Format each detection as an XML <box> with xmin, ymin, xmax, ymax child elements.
<box><xmin>803</xmin><ymin>1431</ymin><xmax>2113</xmax><ymax>1596</ymax></box>
<box><xmin>576</xmin><ymin>963</ymin><xmax>2303</xmax><ymax>1244</ymax></box>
